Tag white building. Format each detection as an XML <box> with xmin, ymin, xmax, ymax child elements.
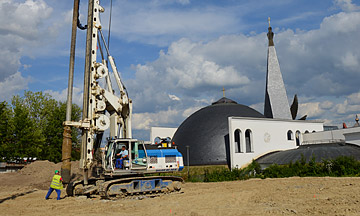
<box><xmin>228</xmin><ymin>117</ymin><xmax>323</xmax><ymax>169</ymax></box>
<box><xmin>150</xmin><ymin>127</ymin><xmax>177</xmax><ymax>143</ymax></box>
<box><xmin>302</xmin><ymin>126</ymin><xmax>360</xmax><ymax>146</ymax></box>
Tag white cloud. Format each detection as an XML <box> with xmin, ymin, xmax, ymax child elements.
<box><xmin>294</xmin><ymin>90</ymin><xmax>360</xmax><ymax>126</ymax></box>
<box><xmin>108</xmin><ymin>1</ymin><xmax>241</xmax><ymax>46</ymax></box>
<box><xmin>277</xmin><ymin>11</ymin><xmax>320</xmax><ymax>25</ymax></box>
<box><xmin>169</xmin><ymin>94</ymin><xmax>180</xmax><ymax>101</ymax></box>
<box><xmin>298</xmin><ymin>102</ymin><xmax>324</xmax><ymax>118</ymax></box>
<box><xmin>0</xmin><ymin>0</ymin><xmax>54</xmax><ymax>65</ymax></box>
<box><xmin>126</xmin><ymin>7</ymin><xmax>360</xmax><ymax>134</ymax></box>
<box><xmin>132</xmin><ymin>108</ymin><xmax>180</xmax><ymax>130</ymax></box>
<box><xmin>182</xmin><ymin>106</ymin><xmax>202</xmax><ymax>118</ymax></box>
<box><xmin>0</xmin><ymin>72</ymin><xmax>30</xmax><ymax>101</ymax></box>
<box><xmin>340</xmin><ymin>52</ymin><xmax>359</xmax><ymax>69</ymax></box>
<box><xmin>347</xmin><ymin>92</ymin><xmax>360</xmax><ymax>105</ymax></box>
<box><xmin>0</xmin><ymin>0</ymin><xmax>60</xmax><ymax>100</ymax></box>
<box><xmin>319</xmin><ymin>101</ymin><xmax>334</xmax><ymax>109</ymax></box>
<box><xmin>273</xmin><ymin>11</ymin><xmax>360</xmax><ymax>99</ymax></box>
<box><xmin>0</xmin><ymin>0</ymin><xmax>52</xmax><ymax>40</ymax></box>
<box><xmin>23</xmin><ymin>64</ymin><xmax>32</xmax><ymax>70</ymax></box>
<box><xmin>3</xmin><ymin>0</ymin><xmax>360</xmax><ymax>139</ymax></box>
<box><xmin>132</xmin><ymin>105</ymin><xmax>203</xmax><ymax>132</ymax></box>
<box><xmin>334</xmin><ymin>0</ymin><xmax>360</xmax><ymax>12</ymax></box>
<box><xmin>0</xmin><ymin>1</ymin><xmax>78</xmax><ymax>103</ymax></box>
<box><xmin>176</xmin><ymin>0</ymin><xmax>190</xmax><ymax>5</ymax></box>
<box><xmin>127</xmin><ymin>37</ymin><xmax>251</xmax><ymax>115</ymax></box>
<box><xmin>331</xmin><ymin>94</ymin><xmax>360</xmax><ymax>115</ymax></box>
<box><xmin>44</xmin><ymin>87</ymin><xmax>83</xmax><ymax>107</ymax></box>
<box><xmin>128</xmin><ymin>8</ymin><xmax>360</xmax><ymax>110</ymax></box>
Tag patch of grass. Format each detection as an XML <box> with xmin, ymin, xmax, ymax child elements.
<box><xmin>203</xmin><ymin>160</ymin><xmax>261</xmax><ymax>182</ymax></box>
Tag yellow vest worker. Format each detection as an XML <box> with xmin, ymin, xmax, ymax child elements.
<box><xmin>50</xmin><ymin>175</ymin><xmax>63</xmax><ymax>189</ymax></box>
<box><xmin>45</xmin><ymin>170</ymin><xmax>63</xmax><ymax>200</ymax></box>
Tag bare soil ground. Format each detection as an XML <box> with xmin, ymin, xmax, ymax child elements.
<box><xmin>1</xmin><ymin>161</ymin><xmax>360</xmax><ymax>216</ymax></box>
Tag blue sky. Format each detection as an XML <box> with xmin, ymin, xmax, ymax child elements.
<box><xmin>1</xmin><ymin>0</ymin><xmax>360</xmax><ymax>140</ymax></box>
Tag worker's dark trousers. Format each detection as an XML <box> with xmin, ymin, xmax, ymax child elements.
<box><xmin>116</xmin><ymin>158</ymin><xmax>124</xmax><ymax>168</ymax></box>
<box><xmin>45</xmin><ymin>187</ymin><xmax>61</xmax><ymax>200</ymax></box>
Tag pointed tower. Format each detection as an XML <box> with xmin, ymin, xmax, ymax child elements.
<box><xmin>264</xmin><ymin>19</ymin><xmax>291</xmax><ymax>119</ymax></box>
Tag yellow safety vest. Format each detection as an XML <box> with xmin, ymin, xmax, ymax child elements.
<box><xmin>50</xmin><ymin>175</ymin><xmax>63</xmax><ymax>189</ymax></box>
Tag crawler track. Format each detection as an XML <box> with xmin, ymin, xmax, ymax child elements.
<box><xmin>66</xmin><ymin>176</ymin><xmax>184</xmax><ymax>199</ymax></box>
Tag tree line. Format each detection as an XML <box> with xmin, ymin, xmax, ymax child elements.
<box><xmin>0</xmin><ymin>91</ymin><xmax>81</xmax><ymax>163</ymax></box>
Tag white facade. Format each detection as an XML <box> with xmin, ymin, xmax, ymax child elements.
<box><xmin>302</xmin><ymin>129</ymin><xmax>345</xmax><ymax>144</ymax></box>
<box><xmin>150</xmin><ymin>127</ymin><xmax>177</xmax><ymax>143</ymax></box>
<box><xmin>228</xmin><ymin>117</ymin><xmax>324</xmax><ymax>169</ymax></box>
<box><xmin>343</xmin><ymin>127</ymin><xmax>360</xmax><ymax>145</ymax></box>
<box><xmin>302</xmin><ymin>127</ymin><xmax>360</xmax><ymax>146</ymax></box>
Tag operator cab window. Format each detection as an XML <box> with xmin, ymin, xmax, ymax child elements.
<box><xmin>131</xmin><ymin>141</ymin><xmax>147</xmax><ymax>168</ymax></box>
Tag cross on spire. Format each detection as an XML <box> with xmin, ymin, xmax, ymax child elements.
<box><xmin>222</xmin><ymin>87</ymin><xmax>226</xmax><ymax>97</ymax></box>
<box><xmin>268</xmin><ymin>17</ymin><xmax>271</xmax><ymax>27</ymax></box>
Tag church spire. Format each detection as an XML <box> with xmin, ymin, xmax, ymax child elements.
<box><xmin>264</xmin><ymin>19</ymin><xmax>291</xmax><ymax>119</ymax></box>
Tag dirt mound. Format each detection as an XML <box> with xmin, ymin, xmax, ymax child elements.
<box><xmin>0</xmin><ymin>160</ymin><xmax>81</xmax><ymax>190</ymax></box>
<box><xmin>20</xmin><ymin>160</ymin><xmax>60</xmax><ymax>176</ymax></box>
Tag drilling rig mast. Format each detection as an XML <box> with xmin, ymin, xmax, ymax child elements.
<box><xmin>61</xmin><ymin>0</ymin><xmax>183</xmax><ymax>198</ymax></box>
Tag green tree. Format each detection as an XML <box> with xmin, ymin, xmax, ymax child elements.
<box><xmin>41</xmin><ymin>101</ymin><xmax>81</xmax><ymax>162</ymax></box>
<box><xmin>0</xmin><ymin>91</ymin><xmax>82</xmax><ymax>162</ymax></box>
<box><xmin>0</xmin><ymin>101</ymin><xmax>14</xmax><ymax>161</ymax></box>
<box><xmin>12</xmin><ymin>95</ymin><xmax>45</xmax><ymax>160</ymax></box>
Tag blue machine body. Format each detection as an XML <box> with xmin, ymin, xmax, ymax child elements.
<box><xmin>146</xmin><ymin>148</ymin><xmax>184</xmax><ymax>172</ymax></box>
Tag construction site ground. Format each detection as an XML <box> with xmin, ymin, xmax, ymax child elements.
<box><xmin>1</xmin><ymin>161</ymin><xmax>360</xmax><ymax>216</ymax></box>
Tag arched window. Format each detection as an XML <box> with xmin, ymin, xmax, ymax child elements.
<box><xmin>234</xmin><ymin>129</ymin><xmax>242</xmax><ymax>153</ymax></box>
<box><xmin>312</xmin><ymin>130</ymin><xmax>316</xmax><ymax>133</ymax></box>
<box><xmin>295</xmin><ymin>130</ymin><xmax>301</xmax><ymax>146</ymax></box>
<box><xmin>305</xmin><ymin>130</ymin><xmax>309</xmax><ymax>134</ymax></box>
<box><xmin>245</xmin><ymin>129</ymin><xmax>252</xmax><ymax>153</ymax></box>
<box><xmin>287</xmin><ymin>130</ymin><xmax>294</xmax><ymax>140</ymax></box>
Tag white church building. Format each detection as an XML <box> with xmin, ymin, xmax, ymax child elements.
<box><xmin>151</xmin><ymin>23</ymin><xmax>334</xmax><ymax>169</ymax></box>
<box><xmin>227</xmin><ymin>24</ymin><xmax>325</xmax><ymax>169</ymax></box>
<box><xmin>228</xmin><ymin>117</ymin><xmax>323</xmax><ymax>168</ymax></box>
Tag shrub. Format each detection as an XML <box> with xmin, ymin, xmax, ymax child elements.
<box><xmin>262</xmin><ymin>155</ymin><xmax>360</xmax><ymax>178</ymax></box>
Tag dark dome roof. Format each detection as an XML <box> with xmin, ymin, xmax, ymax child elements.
<box><xmin>172</xmin><ymin>97</ymin><xmax>265</xmax><ymax>166</ymax></box>
<box><xmin>256</xmin><ymin>143</ymin><xmax>360</xmax><ymax>166</ymax></box>
<box><xmin>212</xmin><ymin>97</ymin><xmax>237</xmax><ymax>105</ymax></box>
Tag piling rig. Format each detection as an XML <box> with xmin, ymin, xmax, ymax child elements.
<box><xmin>61</xmin><ymin>0</ymin><xmax>184</xmax><ymax>199</ymax></box>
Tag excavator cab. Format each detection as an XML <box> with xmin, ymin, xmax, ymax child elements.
<box><xmin>103</xmin><ymin>139</ymin><xmax>148</xmax><ymax>174</ymax></box>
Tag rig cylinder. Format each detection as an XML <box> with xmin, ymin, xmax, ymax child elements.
<box><xmin>61</xmin><ymin>126</ymin><xmax>72</xmax><ymax>183</ymax></box>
